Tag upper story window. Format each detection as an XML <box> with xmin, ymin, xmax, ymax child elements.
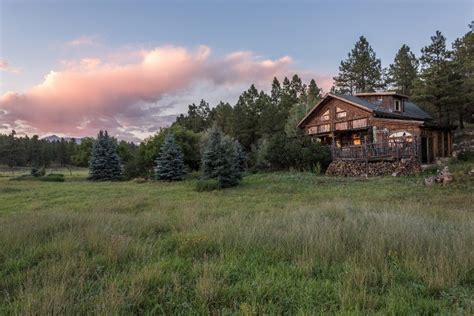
<box><xmin>321</xmin><ymin>110</ymin><xmax>330</xmax><ymax>121</ymax></box>
<box><xmin>394</xmin><ymin>99</ymin><xmax>402</xmax><ymax>112</ymax></box>
<box><xmin>336</xmin><ymin>107</ymin><xmax>347</xmax><ymax>118</ymax></box>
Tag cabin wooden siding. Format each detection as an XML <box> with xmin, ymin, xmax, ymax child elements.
<box><xmin>303</xmin><ymin>98</ymin><xmax>370</xmax><ymax>136</ymax></box>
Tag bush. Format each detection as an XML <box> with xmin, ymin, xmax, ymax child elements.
<box><xmin>457</xmin><ymin>150</ymin><xmax>474</xmax><ymax>161</ymax></box>
<box><xmin>10</xmin><ymin>175</ymin><xmax>35</xmax><ymax>181</ymax></box>
<box><xmin>10</xmin><ymin>174</ymin><xmax>65</xmax><ymax>182</ymax></box>
<box><xmin>264</xmin><ymin>133</ymin><xmax>332</xmax><ymax>171</ymax></box>
<box><xmin>39</xmin><ymin>174</ymin><xmax>65</xmax><ymax>182</ymax></box>
<box><xmin>195</xmin><ymin>179</ymin><xmax>221</xmax><ymax>192</ymax></box>
<box><xmin>123</xmin><ymin>157</ymin><xmax>142</xmax><ymax>180</ymax></box>
<box><xmin>31</xmin><ymin>167</ymin><xmax>45</xmax><ymax>177</ymax></box>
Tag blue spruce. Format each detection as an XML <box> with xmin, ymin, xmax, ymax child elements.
<box><xmin>155</xmin><ymin>134</ymin><xmax>186</xmax><ymax>181</ymax></box>
<box><xmin>202</xmin><ymin>126</ymin><xmax>241</xmax><ymax>188</ymax></box>
<box><xmin>89</xmin><ymin>130</ymin><xmax>122</xmax><ymax>180</ymax></box>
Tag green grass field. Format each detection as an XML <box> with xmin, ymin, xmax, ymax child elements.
<box><xmin>1</xmin><ymin>163</ymin><xmax>473</xmax><ymax>314</ymax></box>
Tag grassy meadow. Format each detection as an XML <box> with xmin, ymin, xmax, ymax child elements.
<box><xmin>0</xmin><ymin>162</ymin><xmax>473</xmax><ymax>314</ymax></box>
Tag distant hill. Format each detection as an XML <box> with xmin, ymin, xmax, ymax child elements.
<box><xmin>41</xmin><ymin>135</ymin><xmax>83</xmax><ymax>144</ymax></box>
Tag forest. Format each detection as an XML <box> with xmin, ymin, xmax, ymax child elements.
<box><xmin>1</xmin><ymin>23</ymin><xmax>472</xmax><ymax>177</ymax></box>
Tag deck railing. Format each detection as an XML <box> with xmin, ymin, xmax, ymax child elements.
<box><xmin>332</xmin><ymin>140</ymin><xmax>418</xmax><ymax>161</ymax></box>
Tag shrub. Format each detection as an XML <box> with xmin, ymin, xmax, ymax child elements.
<box><xmin>195</xmin><ymin>179</ymin><xmax>221</xmax><ymax>191</ymax></box>
<box><xmin>30</xmin><ymin>166</ymin><xmax>45</xmax><ymax>177</ymax></box>
<box><xmin>39</xmin><ymin>174</ymin><xmax>65</xmax><ymax>182</ymax></box>
<box><xmin>264</xmin><ymin>133</ymin><xmax>332</xmax><ymax>171</ymax></box>
<box><xmin>155</xmin><ymin>134</ymin><xmax>187</xmax><ymax>181</ymax></box>
<box><xmin>457</xmin><ymin>150</ymin><xmax>474</xmax><ymax>162</ymax></box>
<box><xmin>89</xmin><ymin>130</ymin><xmax>122</xmax><ymax>181</ymax></box>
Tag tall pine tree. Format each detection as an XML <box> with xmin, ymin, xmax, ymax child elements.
<box><xmin>386</xmin><ymin>44</ymin><xmax>419</xmax><ymax>95</ymax></box>
<box><xmin>155</xmin><ymin>133</ymin><xmax>186</xmax><ymax>181</ymax></box>
<box><xmin>452</xmin><ymin>22</ymin><xmax>474</xmax><ymax>129</ymax></box>
<box><xmin>89</xmin><ymin>130</ymin><xmax>122</xmax><ymax>180</ymax></box>
<box><xmin>333</xmin><ymin>36</ymin><xmax>384</xmax><ymax>94</ymax></box>
<box><xmin>412</xmin><ymin>31</ymin><xmax>456</xmax><ymax>124</ymax></box>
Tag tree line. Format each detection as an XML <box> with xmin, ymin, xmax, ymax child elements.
<box><xmin>1</xmin><ymin>22</ymin><xmax>472</xmax><ymax>177</ymax></box>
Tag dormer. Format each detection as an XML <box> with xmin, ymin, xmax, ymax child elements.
<box><xmin>355</xmin><ymin>92</ymin><xmax>408</xmax><ymax>113</ymax></box>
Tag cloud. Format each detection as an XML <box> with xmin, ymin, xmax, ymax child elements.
<box><xmin>66</xmin><ymin>35</ymin><xmax>100</xmax><ymax>47</ymax></box>
<box><xmin>0</xmin><ymin>60</ymin><xmax>20</xmax><ymax>74</ymax></box>
<box><xmin>0</xmin><ymin>45</ymin><xmax>333</xmax><ymax>140</ymax></box>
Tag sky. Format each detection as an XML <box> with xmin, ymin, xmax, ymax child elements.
<box><xmin>0</xmin><ymin>0</ymin><xmax>472</xmax><ymax>141</ymax></box>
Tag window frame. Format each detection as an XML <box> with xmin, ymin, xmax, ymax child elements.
<box><xmin>394</xmin><ymin>100</ymin><xmax>402</xmax><ymax>112</ymax></box>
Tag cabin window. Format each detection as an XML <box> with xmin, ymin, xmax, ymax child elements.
<box><xmin>307</xmin><ymin>126</ymin><xmax>318</xmax><ymax>134</ymax></box>
<box><xmin>352</xmin><ymin>134</ymin><xmax>361</xmax><ymax>145</ymax></box>
<box><xmin>336</xmin><ymin>111</ymin><xmax>347</xmax><ymax>118</ymax></box>
<box><xmin>394</xmin><ymin>100</ymin><xmax>402</xmax><ymax>112</ymax></box>
<box><xmin>321</xmin><ymin>110</ymin><xmax>330</xmax><ymax>121</ymax></box>
<box><xmin>318</xmin><ymin>124</ymin><xmax>330</xmax><ymax>133</ymax></box>
<box><xmin>352</xmin><ymin>118</ymin><xmax>367</xmax><ymax>128</ymax></box>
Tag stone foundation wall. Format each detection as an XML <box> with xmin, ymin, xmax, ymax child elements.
<box><xmin>326</xmin><ymin>158</ymin><xmax>421</xmax><ymax>177</ymax></box>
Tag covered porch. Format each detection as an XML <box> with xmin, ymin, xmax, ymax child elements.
<box><xmin>313</xmin><ymin>128</ymin><xmax>419</xmax><ymax>161</ymax></box>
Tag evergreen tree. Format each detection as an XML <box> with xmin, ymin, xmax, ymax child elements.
<box><xmin>307</xmin><ymin>79</ymin><xmax>321</xmax><ymax>106</ymax></box>
<box><xmin>174</xmin><ymin>99</ymin><xmax>213</xmax><ymax>132</ymax></box>
<box><xmin>212</xmin><ymin>101</ymin><xmax>234</xmax><ymax>135</ymax></box>
<box><xmin>412</xmin><ymin>31</ymin><xmax>456</xmax><ymax>124</ymax></box>
<box><xmin>386</xmin><ymin>44</ymin><xmax>419</xmax><ymax>95</ymax></box>
<box><xmin>451</xmin><ymin>22</ymin><xmax>474</xmax><ymax>128</ymax></box>
<box><xmin>270</xmin><ymin>77</ymin><xmax>282</xmax><ymax>105</ymax></box>
<box><xmin>202</xmin><ymin>126</ymin><xmax>240</xmax><ymax>188</ymax></box>
<box><xmin>234</xmin><ymin>140</ymin><xmax>247</xmax><ymax>172</ymax></box>
<box><xmin>154</xmin><ymin>134</ymin><xmax>186</xmax><ymax>181</ymax></box>
<box><xmin>89</xmin><ymin>130</ymin><xmax>122</xmax><ymax>181</ymax></box>
<box><xmin>333</xmin><ymin>36</ymin><xmax>384</xmax><ymax>94</ymax></box>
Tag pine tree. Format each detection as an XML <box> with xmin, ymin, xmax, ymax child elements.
<box><xmin>270</xmin><ymin>77</ymin><xmax>282</xmax><ymax>105</ymax></box>
<box><xmin>386</xmin><ymin>44</ymin><xmax>419</xmax><ymax>95</ymax></box>
<box><xmin>412</xmin><ymin>31</ymin><xmax>456</xmax><ymax>124</ymax></box>
<box><xmin>155</xmin><ymin>134</ymin><xmax>186</xmax><ymax>181</ymax></box>
<box><xmin>89</xmin><ymin>130</ymin><xmax>122</xmax><ymax>181</ymax></box>
<box><xmin>202</xmin><ymin>126</ymin><xmax>241</xmax><ymax>188</ymax></box>
<box><xmin>451</xmin><ymin>22</ymin><xmax>474</xmax><ymax>129</ymax></box>
<box><xmin>333</xmin><ymin>36</ymin><xmax>384</xmax><ymax>94</ymax></box>
<box><xmin>307</xmin><ymin>79</ymin><xmax>321</xmax><ymax>105</ymax></box>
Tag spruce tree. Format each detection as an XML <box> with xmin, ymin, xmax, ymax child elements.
<box><xmin>202</xmin><ymin>126</ymin><xmax>241</xmax><ymax>188</ymax></box>
<box><xmin>386</xmin><ymin>44</ymin><xmax>419</xmax><ymax>95</ymax></box>
<box><xmin>154</xmin><ymin>134</ymin><xmax>186</xmax><ymax>181</ymax></box>
<box><xmin>89</xmin><ymin>130</ymin><xmax>122</xmax><ymax>180</ymax></box>
<box><xmin>333</xmin><ymin>36</ymin><xmax>384</xmax><ymax>94</ymax></box>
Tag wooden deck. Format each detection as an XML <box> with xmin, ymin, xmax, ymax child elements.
<box><xmin>332</xmin><ymin>140</ymin><xmax>418</xmax><ymax>161</ymax></box>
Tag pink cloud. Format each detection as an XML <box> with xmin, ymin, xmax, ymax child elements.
<box><xmin>0</xmin><ymin>45</ymin><xmax>333</xmax><ymax>140</ymax></box>
<box><xmin>0</xmin><ymin>60</ymin><xmax>20</xmax><ymax>74</ymax></box>
<box><xmin>66</xmin><ymin>35</ymin><xmax>100</xmax><ymax>47</ymax></box>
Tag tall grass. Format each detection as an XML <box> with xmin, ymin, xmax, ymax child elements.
<box><xmin>0</xmin><ymin>168</ymin><xmax>473</xmax><ymax>314</ymax></box>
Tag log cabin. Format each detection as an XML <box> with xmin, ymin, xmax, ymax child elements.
<box><xmin>297</xmin><ymin>92</ymin><xmax>455</xmax><ymax>164</ymax></box>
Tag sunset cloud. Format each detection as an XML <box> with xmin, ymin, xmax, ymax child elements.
<box><xmin>0</xmin><ymin>45</ymin><xmax>333</xmax><ymax>140</ymax></box>
<box><xmin>66</xmin><ymin>35</ymin><xmax>100</xmax><ymax>47</ymax></box>
<box><xmin>0</xmin><ymin>60</ymin><xmax>20</xmax><ymax>74</ymax></box>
